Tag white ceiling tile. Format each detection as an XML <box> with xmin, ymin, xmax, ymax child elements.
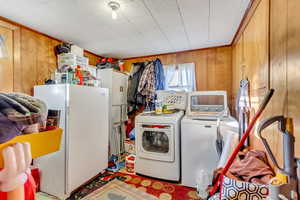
<box><xmin>0</xmin><ymin>0</ymin><xmax>250</xmax><ymax>58</ymax></box>
<box><xmin>210</xmin><ymin>0</ymin><xmax>250</xmax><ymax>44</ymax></box>
<box><xmin>177</xmin><ymin>0</ymin><xmax>210</xmax><ymax>47</ymax></box>
<box><xmin>142</xmin><ymin>0</ymin><xmax>190</xmax><ymax>50</ymax></box>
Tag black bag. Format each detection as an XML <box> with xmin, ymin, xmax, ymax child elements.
<box><xmin>55</xmin><ymin>42</ymin><xmax>72</xmax><ymax>55</ymax></box>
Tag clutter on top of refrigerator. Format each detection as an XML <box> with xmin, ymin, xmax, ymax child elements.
<box><xmin>55</xmin><ymin>42</ymin><xmax>72</xmax><ymax>55</ymax></box>
<box><xmin>58</xmin><ymin>53</ymin><xmax>88</xmax><ymax>69</ymax></box>
<box><xmin>55</xmin><ymin>43</ymin><xmax>83</xmax><ymax>57</ymax></box>
<box><xmin>50</xmin><ymin>65</ymin><xmax>100</xmax><ymax>87</ymax></box>
<box><xmin>118</xmin><ymin>60</ymin><xmax>125</xmax><ymax>72</ymax></box>
<box><xmin>96</xmin><ymin>57</ymin><xmax>125</xmax><ymax>72</ymax></box>
<box><xmin>70</xmin><ymin>45</ymin><xmax>83</xmax><ymax>57</ymax></box>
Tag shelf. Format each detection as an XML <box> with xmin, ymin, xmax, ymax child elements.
<box><xmin>0</xmin><ymin>128</ymin><xmax>63</xmax><ymax>168</ymax></box>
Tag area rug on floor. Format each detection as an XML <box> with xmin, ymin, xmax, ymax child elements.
<box><xmin>115</xmin><ymin>172</ymin><xmax>200</xmax><ymax>200</ymax></box>
<box><xmin>81</xmin><ymin>179</ymin><xmax>158</xmax><ymax>200</ymax></box>
<box><xmin>35</xmin><ymin>192</ymin><xmax>59</xmax><ymax>200</ymax></box>
<box><xmin>68</xmin><ymin>171</ymin><xmax>200</xmax><ymax>200</ymax></box>
<box><xmin>68</xmin><ymin>171</ymin><xmax>123</xmax><ymax>200</ymax></box>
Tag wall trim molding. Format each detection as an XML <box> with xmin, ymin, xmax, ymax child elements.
<box><xmin>124</xmin><ymin>44</ymin><xmax>231</xmax><ymax>60</ymax></box>
<box><xmin>231</xmin><ymin>0</ymin><xmax>262</xmax><ymax>45</ymax></box>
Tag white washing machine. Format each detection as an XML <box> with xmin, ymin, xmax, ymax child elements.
<box><xmin>181</xmin><ymin>91</ymin><xmax>239</xmax><ymax>188</ymax></box>
<box><xmin>135</xmin><ymin>111</ymin><xmax>184</xmax><ymax>181</ymax></box>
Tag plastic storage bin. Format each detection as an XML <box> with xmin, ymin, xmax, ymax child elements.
<box><xmin>0</xmin><ymin>128</ymin><xmax>63</xmax><ymax>168</ymax></box>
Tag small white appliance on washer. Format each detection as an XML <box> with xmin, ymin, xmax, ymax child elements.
<box><xmin>181</xmin><ymin>91</ymin><xmax>239</xmax><ymax>188</ymax></box>
<box><xmin>135</xmin><ymin>91</ymin><xmax>186</xmax><ymax>182</ymax></box>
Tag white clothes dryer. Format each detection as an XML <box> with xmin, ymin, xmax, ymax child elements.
<box><xmin>135</xmin><ymin>111</ymin><xmax>184</xmax><ymax>181</ymax></box>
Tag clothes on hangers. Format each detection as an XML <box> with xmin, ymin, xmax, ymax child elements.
<box><xmin>127</xmin><ymin>62</ymin><xmax>145</xmax><ymax>107</ymax></box>
<box><xmin>137</xmin><ymin>61</ymin><xmax>156</xmax><ymax>103</ymax></box>
<box><xmin>128</xmin><ymin>59</ymin><xmax>165</xmax><ymax>112</ymax></box>
<box><xmin>154</xmin><ymin>59</ymin><xmax>165</xmax><ymax>90</ymax></box>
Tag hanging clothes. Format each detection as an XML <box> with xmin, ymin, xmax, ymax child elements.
<box><xmin>127</xmin><ymin>62</ymin><xmax>146</xmax><ymax>108</ymax></box>
<box><xmin>137</xmin><ymin>61</ymin><xmax>156</xmax><ymax>103</ymax></box>
<box><xmin>154</xmin><ymin>58</ymin><xmax>165</xmax><ymax>90</ymax></box>
<box><xmin>235</xmin><ymin>79</ymin><xmax>250</xmax><ymax>147</ymax></box>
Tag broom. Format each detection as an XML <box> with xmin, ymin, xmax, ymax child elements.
<box><xmin>209</xmin><ymin>89</ymin><xmax>274</xmax><ymax>196</ymax></box>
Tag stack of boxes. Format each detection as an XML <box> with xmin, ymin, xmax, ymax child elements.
<box><xmin>54</xmin><ymin>45</ymin><xmax>100</xmax><ymax>86</ymax></box>
<box><xmin>58</xmin><ymin>53</ymin><xmax>89</xmax><ymax>69</ymax></box>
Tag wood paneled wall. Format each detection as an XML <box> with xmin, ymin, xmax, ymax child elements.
<box><xmin>125</xmin><ymin>46</ymin><xmax>233</xmax><ymax>107</ymax></box>
<box><xmin>84</xmin><ymin>51</ymin><xmax>99</xmax><ymax>66</ymax></box>
<box><xmin>232</xmin><ymin>0</ymin><xmax>269</xmax><ymax>105</ymax></box>
<box><xmin>232</xmin><ymin>0</ymin><xmax>270</xmax><ymax>152</ymax></box>
<box><xmin>232</xmin><ymin>0</ymin><xmax>300</xmax><ymax>163</ymax></box>
<box><xmin>0</xmin><ymin>18</ymin><xmax>100</xmax><ymax>95</ymax></box>
<box><xmin>19</xmin><ymin>28</ymin><xmax>60</xmax><ymax>94</ymax></box>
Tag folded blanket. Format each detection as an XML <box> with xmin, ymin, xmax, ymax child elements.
<box><xmin>2</xmin><ymin>93</ymin><xmax>47</xmax><ymax>117</ymax></box>
<box><xmin>2</xmin><ymin>93</ymin><xmax>47</xmax><ymax>125</ymax></box>
<box><xmin>0</xmin><ymin>94</ymin><xmax>30</xmax><ymax>117</ymax></box>
<box><xmin>0</xmin><ymin>93</ymin><xmax>48</xmax><ymax>144</ymax></box>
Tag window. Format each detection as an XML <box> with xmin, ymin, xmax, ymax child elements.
<box><xmin>164</xmin><ymin>63</ymin><xmax>196</xmax><ymax>92</ymax></box>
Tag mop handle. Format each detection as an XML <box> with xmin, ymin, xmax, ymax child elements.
<box><xmin>210</xmin><ymin>89</ymin><xmax>274</xmax><ymax>196</ymax></box>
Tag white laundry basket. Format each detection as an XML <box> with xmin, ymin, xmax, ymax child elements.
<box><xmin>156</xmin><ymin>90</ymin><xmax>187</xmax><ymax>110</ymax></box>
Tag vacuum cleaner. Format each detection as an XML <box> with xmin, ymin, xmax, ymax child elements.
<box><xmin>257</xmin><ymin>115</ymin><xmax>299</xmax><ymax>200</ymax></box>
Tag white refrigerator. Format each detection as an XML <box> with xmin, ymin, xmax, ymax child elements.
<box><xmin>97</xmin><ymin>69</ymin><xmax>128</xmax><ymax>157</ymax></box>
<box><xmin>34</xmin><ymin>84</ymin><xmax>109</xmax><ymax>199</ymax></box>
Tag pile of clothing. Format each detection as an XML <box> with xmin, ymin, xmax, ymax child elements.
<box><xmin>127</xmin><ymin>58</ymin><xmax>165</xmax><ymax>112</ymax></box>
<box><xmin>227</xmin><ymin>149</ymin><xmax>275</xmax><ymax>184</ymax></box>
<box><xmin>0</xmin><ymin>93</ymin><xmax>47</xmax><ymax>144</ymax></box>
<box><xmin>208</xmin><ymin>150</ymin><xmax>275</xmax><ymax>200</ymax></box>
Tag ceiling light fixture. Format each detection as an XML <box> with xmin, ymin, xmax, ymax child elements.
<box><xmin>108</xmin><ymin>1</ymin><xmax>120</xmax><ymax>20</ymax></box>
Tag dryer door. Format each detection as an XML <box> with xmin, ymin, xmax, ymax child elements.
<box><xmin>137</xmin><ymin>124</ymin><xmax>175</xmax><ymax>162</ymax></box>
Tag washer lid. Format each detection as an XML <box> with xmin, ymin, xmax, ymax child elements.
<box><xmin>181</xmin><ymin>116</ymin><xmax>238</xmax><ymax>127</ymax></box>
